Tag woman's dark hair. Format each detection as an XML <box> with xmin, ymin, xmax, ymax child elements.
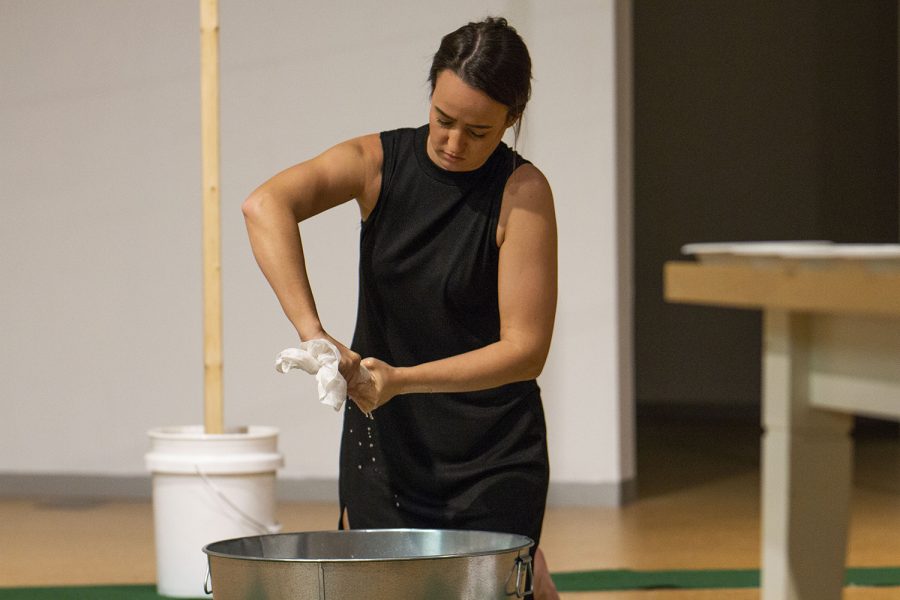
<box><xmin>429</xmin><ymin>17</ymin><xmax>532</xmax><ymax>134</ymax></box>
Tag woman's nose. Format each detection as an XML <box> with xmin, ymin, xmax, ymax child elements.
<box><xmin>446</xmin><ymin>128</ymin><xmax>466</xmax><ymax>154</ymax></box>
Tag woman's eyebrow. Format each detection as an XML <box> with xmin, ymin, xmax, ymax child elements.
<box><xmin>434</xmin><ymin>106</ymin><xmax>493</xmax><ymax>130</ymax></box>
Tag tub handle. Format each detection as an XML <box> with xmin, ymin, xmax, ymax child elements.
<box><xmin>204</xmin><ymin>567</ymin><xmax>213</xmax><ymax>595</ymax></box>
<box><xmin>506</xmin><ymin>554</ymin><xmax>534</xmax><ymax>598</ymax></box>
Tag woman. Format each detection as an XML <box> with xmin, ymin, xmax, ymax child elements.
<box><xmin>243</xmin><ymin>17</ymin><xmax>559</xmax><ymax>599</ymax></box>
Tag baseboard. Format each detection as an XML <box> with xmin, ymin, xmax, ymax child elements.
<box><xmin>0</xmin><ymin>473</ymin><xmax>151</xmax><ymax>501</ymax></box>
<box><xmin>0</xmin><ymin>473</ymin><xmax>634</xmax><ymax>507</ymax></box>
<box><xmin>548</xmin><ymin>478</ymin><xmax>637</xmax><ymax>507</ymax></box>
<box><xmin>276</xmin><ymin>477</ymin><xmax>338</xmax><ymax>502</ymax></box>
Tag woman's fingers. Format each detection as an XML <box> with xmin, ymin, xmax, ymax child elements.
<box><xmin>348</xmin><ymin>377</ymin><xmax>377</xmax><ymax>414</ymax></box>
<box><xmin>348</xmin><ymin>357</ymin><xmax>390</xmax><ymax>414</ymax></box>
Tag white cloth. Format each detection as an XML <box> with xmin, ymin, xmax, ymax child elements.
<box><xmin>275</xmin><ymin>340</ymin><xmax>347</xmax><ymax>411</ymax></box>
<box><xmin>276</xmin><ymin>340</ymin><xmax>374</xmax><ymax>413</ymax></box>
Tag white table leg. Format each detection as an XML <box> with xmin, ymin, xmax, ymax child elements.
<box><xmin>761</xmin><ymin>310</ymin><xmax>854</xmax><ymax>600</ymax></box>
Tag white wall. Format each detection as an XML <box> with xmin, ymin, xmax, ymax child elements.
<box><xmin>1</xmin><ymin>0</ymin><xmax>633</xmax><ymax>503</ymax></box>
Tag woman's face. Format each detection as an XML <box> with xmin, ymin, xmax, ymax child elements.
<box><xmin>426</xmin><ymin>70</ymin><xmax>513</xmax><ymax>172</ymax></box>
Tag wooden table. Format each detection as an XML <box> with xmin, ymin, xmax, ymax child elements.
<box><xmin>664</xmin><ymin>243</ymin><xmax>900</xmax><ymax>600</ymax></box>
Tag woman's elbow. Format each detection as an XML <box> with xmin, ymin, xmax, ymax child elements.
<box><xmin>520</xmin><ymin>345</ymin><xmax>551</xmax><ymax>380</ymax></box>
<box><xmin>503</xmin><ymin>331</ymin><xmax>552</xmax><ymax>380</ymax></box>
<box><xmin>526</xmin><ymin>357</ymin><xmax>548</xmax><ymax>380</ymax></box>
<box><xmin>241</xmin><ymin>191</ymin><xmax>267</xmax><ymax>223</ymax></box>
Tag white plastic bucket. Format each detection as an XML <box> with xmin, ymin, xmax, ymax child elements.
<box><xmin>146</xmin><ymin>425</ymin><xmax>283</xmax><ymax>598</ymax></box>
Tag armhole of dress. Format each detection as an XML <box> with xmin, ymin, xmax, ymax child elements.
<box><xmin>362</xmin><ymin>131</ymin><xmax>395</xmax><ymax>229</ymax></box>
<box><xmin>494</xmin><ymin>150</ymin><xmax>531</xmax><ymax>250</ymax></box>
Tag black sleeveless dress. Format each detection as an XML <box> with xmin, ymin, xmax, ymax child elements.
<box><xmin>338</xmin><ymin>125</ymin><xmax>550</xmax><ymax>547</ymax></box>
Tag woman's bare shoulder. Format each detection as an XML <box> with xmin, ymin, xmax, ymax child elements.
<box><xmin>504</xmin><ymin>162</ymin><xmax>553</xmax><ymax>210</ymax></box>
<box><xmin>497</xmin><ymin>162</ymin><xmax>555</xmax><ymax>247</ymax></box>
<box><xmin>340</xmin><ymin>133</ymin><xmax>383</xmax><ymax>216</ymax></box>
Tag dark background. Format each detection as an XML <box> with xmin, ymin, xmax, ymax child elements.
<box><xmin>633</xmin><ymin>0</ymin><xmax>899</xmax><ymax>420</ymax></box>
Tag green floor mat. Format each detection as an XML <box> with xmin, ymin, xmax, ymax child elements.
<box><xmin>553</xmin><ymin>568</ymin><xmax>759</xmax><ymax>591</ymax></box>
<box><xmin>551</xmin><ymin>566</ymin><xmax>900</xmax><ymax>592</ymax></box>
<box><xmin>0</xmin><ymin>567</ymin><xmax>897</xmax><ymax>597</ymax></box>
<box><xmin>0</xmin><ymin>586</ymin><xmax>181</xmax><ymax>600</ymax></box>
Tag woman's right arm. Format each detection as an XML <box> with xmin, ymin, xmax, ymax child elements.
<box><xmin>241</xmin><ymin>134</ymin><xmax>382</xmax><ymax>378</ymax></box>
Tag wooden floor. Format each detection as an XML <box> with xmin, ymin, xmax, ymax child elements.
<box><xmin>1</xmin><ymin>418</ymin><xmax>898</xmax><ymax>599</ymax></box>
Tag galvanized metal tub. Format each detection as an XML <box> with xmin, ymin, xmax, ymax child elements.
<box><xmin>203</xmin><ymin>528</ymin><xmax>534</xmax><ymax>599</ymax></box>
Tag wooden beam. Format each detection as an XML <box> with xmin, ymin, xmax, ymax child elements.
<box><xmin>201</xmin><ymin>0</ymin><xmax>223</xmax><ymax>434</ymax></box>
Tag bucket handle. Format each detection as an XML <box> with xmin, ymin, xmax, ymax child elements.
<box><xmin>204</xmin><ymin>567</ymin><xmax>213</xmax><ymax>595</ymax></box>
<box><xmin>195</xmin><ymin>464</ymin><xmax>282</xmax><ymax>535</ymax></box>
<box><xmin>505</xmin><ymin>554</ymin><xmax>534</xmax><ymax>598</ymax></box>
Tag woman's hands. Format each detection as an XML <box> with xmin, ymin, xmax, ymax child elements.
<box><xmin>347</xmin><ymin>357</ymin><xmax>399</xmax><ymax>415</ymax></box>
<box><xmin>304</xmin><ymin>330</ymin><xmax>399</xmax><ymax>415</ymax></box>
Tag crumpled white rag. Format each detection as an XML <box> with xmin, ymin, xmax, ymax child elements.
<box><xmin>275</xmin><ymin>340</ymin><xmax>371</xmax><ymax>412</ymax></box>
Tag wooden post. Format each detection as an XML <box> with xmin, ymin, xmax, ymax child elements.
<box><xmin>201</xmin><ymin>0</ymin><xmax>224</xmax><ymax>434</ymax></box>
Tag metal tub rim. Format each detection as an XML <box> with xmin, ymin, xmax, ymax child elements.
<box><xmin>202</xmin><ymin>528</ymin><xmax>534</xmax><ymax>564</ymax></box>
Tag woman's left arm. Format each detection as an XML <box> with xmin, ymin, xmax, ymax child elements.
<box><xmin>349</xmin><ymin>164</ymin><xmax>557</xmax><ymax>411</ymax></box>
